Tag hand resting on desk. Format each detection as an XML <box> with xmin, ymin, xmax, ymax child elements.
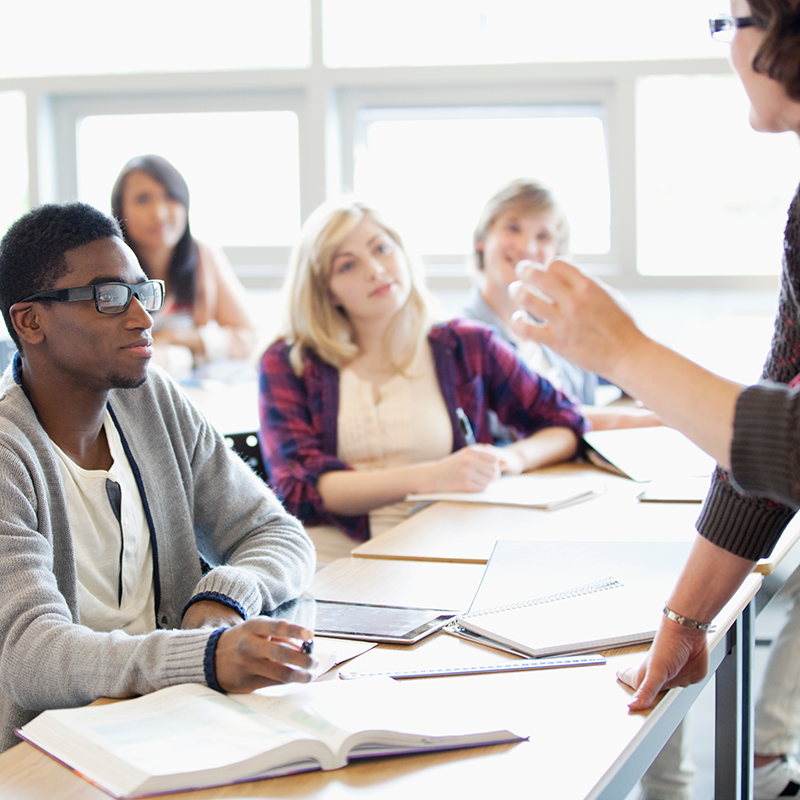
<box><xmin>616</xmin><ymin>536</ymin><xmax>754</xmax><ymax>710</ymax></box>
<box><xmin>616</xmin><ymin>617</ymin><xmax>709</xmax><ymax>711</ymax></box>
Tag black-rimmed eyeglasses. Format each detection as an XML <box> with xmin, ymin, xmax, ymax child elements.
<box><xmin>22</xmin><ymin>280</ymin><xmax>165</xmax><ymax>315</ymax></box>
<box><xmin>709</xmin><ymin>15</ymin><xmax>768</xmax><ymax>42</ymax></box>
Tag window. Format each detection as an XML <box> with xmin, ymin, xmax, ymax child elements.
<box><xmin>77</xmin><ymin>110</ymin><xmax>301</xmax><ymax>248</ymax></box>
<box><xmin>351</xmin><ymin>106</ymin><xmax>610</xmax><ymax>262</ymax></box>
<box><xmin>1</xmin><ymin>1</ymin><xmax>310</xmax><ymax>77</ymax></box>
<box><xmin>0</xmin><ymin>92</ymin><xmax>28</xmax><ymax>235</ymax></box>
<box><xmin>324</xmin><ymin>0</ymin><xmax>721</xmax><ymax>67</ymax></box>
<box><xmin>636</xmin><ymin>74</ymin><xmax>800</xmax><ymax>276</ymax></box>
<box><xmin>9</xmin><ymin>1</ymin><xmax>768</xmax><ymax>290</ymax></box>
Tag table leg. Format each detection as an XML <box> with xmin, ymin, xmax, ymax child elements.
<box><xmin>715</xmin><ymin>600</ymin><xmax>754</xmax><ymax>800</ymax></box>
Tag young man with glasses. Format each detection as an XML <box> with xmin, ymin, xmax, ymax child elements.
<box><xmin>0</xmin><ymin>202</ymin><xmax>316</xmax><ymax>753</ymax></box>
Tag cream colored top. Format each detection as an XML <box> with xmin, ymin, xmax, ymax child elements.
<box><xmin>337</xmin><ymin>342</ymin><xmax>453</xmax><ymax>537</ymax></box>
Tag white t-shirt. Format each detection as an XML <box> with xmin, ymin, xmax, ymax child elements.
<box><xmin>51</xmin><ymin>412</ymin><xmax>156</xmax><ymax>634</ymax></box>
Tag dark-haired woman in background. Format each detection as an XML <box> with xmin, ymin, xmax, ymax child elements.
<box><xmin>111</xmin><ymin>155</ymin><xmax>257</xmax><ymax>371</ymax></box>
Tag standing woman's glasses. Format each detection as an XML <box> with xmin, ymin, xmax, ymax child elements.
<box><xmin>708</xmin><ymin>14</ymin><xmax>768</xmax><ymax>42</ymax></box>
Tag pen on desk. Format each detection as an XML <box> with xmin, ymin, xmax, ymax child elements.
<box><xmin>455</xmin><ymin>407</ymin><xmax>477</xmax><ymax>446</ymax></box>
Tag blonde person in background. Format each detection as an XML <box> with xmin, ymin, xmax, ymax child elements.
<box><xmin>463</xmin><ymin>178</ymin><xmax>659</xmax><ymax>432</ymax></box>
<box><xmin>111</xmin><ymin>155</ymin><xmax>258</xmax><ymax>373</ymax></box>
<box><xmin>259</xmin><ymin>197</ymin><xmax>587</xmax><ymax>565</ymax></box>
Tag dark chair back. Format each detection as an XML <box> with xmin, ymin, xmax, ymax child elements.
<box><xmin>224</xmin><ymin>431</ymin><xmax>269</xmax><ymax>483</ymax></box>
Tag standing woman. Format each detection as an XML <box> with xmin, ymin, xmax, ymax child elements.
<box><xmin>259</xmin><ymin>198</ymin><xmax>586</xmax><ymax>564</ymax></box>
<box><xmin>510</xmin><ymin>2</ymin><xmax>800</xmax><ymax>794</ymax></box>
<box><xmin>111</xmin><ymin>155</ymin><xmax>258</xmax><ymax>370</ymax></box>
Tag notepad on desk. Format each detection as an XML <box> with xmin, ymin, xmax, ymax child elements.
<box><xmin>584</xmin><ymin>427</ymin><xmax>715</xmax><ymax>483</ymax></box>
<box><xmin>637</xmin><ymin>476</ymin><xmax>710</xmax><ymax>503</ymax></box>
<box><xmin>17</xmin><ymin>680</ymin><xmax>526</xmax><ymax>798</ymax></box>
<box><xmin>407</xmin><ymin>474</ymin><xmax>603</xmax><ymax>510</ymax></box>
<box><xmin>452</xmin><ymin>540</ymin><xmax>693</xmax><ymax>658</ymax></box>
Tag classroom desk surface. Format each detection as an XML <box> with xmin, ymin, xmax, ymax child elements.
<box><xmin>352</xmin><ymin>462</ymin><xmax>799</xmax><ymax>579</ymax></box>
<box><xmin>353</xmin><ymin>463</ymin><xmax>701</xmax><ymax>563</ymax></box>
<box><xmin>0</xmin><ymin>557</ymin><xmax>761</xmax><ymax>800</ymax></box>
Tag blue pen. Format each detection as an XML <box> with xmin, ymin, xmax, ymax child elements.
<box><xmin>455</xmin><ymin>407</ymin><xmax>476</xmax><ymax>446</ymax></box>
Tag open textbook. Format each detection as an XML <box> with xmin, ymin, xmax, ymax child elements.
<box><xmin>17</xmin><ymin>679</ymin><xmax>526</xmax><ymax>798</ymax></box>
<box><xmin>407</xmin><ymin>473</ymin><xmax>603</xmax><ymax>510</ymax></box>
<box><xmin>452</xmin><ymin>540</ymin><xmax>694</xmax><ymax>658</ymax></box>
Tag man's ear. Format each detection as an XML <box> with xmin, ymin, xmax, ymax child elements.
<box><xmin>9</xmin><ymin>302</ymin><xmax>45</xmax><ymax>346</ymax></box>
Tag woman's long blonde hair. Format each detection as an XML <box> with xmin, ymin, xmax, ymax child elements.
<box><xmin>279</xmin><ymin>198</ymin><xmax>436</xmax><ymax>376</ymax></box>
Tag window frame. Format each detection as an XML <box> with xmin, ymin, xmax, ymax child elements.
<box><xmin>0</xmin><ymin>0</ymin><xmax>776</xmax><ymax>293</ymax></box>
<box><xmin>337</xmin><ymin>82</ymin><xmax>614</xmax><ymax>277</ymax></box>
<box><xmin>50</xmin><ymin>89</ymin><xmax>308</xmax><ymax>282</ymax></box>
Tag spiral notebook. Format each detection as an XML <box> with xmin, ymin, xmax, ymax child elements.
<box><xmin>454</xmin><ymin>540</ymin><xmax>692</xmax><ymax>658</ymax></box>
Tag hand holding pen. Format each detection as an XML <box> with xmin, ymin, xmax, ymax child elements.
<box><xmin>214</xmin><ymin>618</ymin><xmax>316</xmax><ymax>693</ymax></box>
<box><xmin>455</xmin><ymin>407</ymin><xmax>522</xmax><ymax>476</ymax></box>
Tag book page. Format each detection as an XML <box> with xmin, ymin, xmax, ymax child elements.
<box><xmin>241</xmin><ymin>677</ymin><xmax>524</xmax><ymax>755</ymax></box>
<box><xmin>19</xmin><ymin>679</ymin><xmax>525</xmax><ymax>797</ymax></box>
<box><xmin>21</xmin><ymin>684</ymin><xmax>325</xmax><ymax>796</ymax></box>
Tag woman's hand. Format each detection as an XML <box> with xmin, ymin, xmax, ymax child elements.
<box><xmin>617</xmin><ymin>616</ymin><xmax>710</xmax><ymax>711</ymax></box>
<box><xmin>215</xmin><ymin>618</ymin><xmax>316</xmax><ymax>693</ymax></box>
<box><xmin>427</xmin><ymin>445</ymin><xmax>503</xmax><ymax>492</ymax></box>
<box><xmin>509</xmin><ymin>259</ymin><xmax>743</xmax><ymax>467</ymax></box>
<box><xmin>495</xmin><ymin>446</ymin><xmax>526</xmax><ymax>476</ymax></box>
<box><xmin>508</xmin><ymin>258</ymin><xmax>645</xmax><ymax>380</ymax></box>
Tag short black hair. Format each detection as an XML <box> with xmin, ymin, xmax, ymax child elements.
<box><xmin>0</xmin><ymin>202</ymin><xmax>122</xmax><ymax>349</ymax></box>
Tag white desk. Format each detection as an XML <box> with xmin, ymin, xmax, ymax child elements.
<box><xmin>0</xmin><ymin>558</ymin><xmax>760</xmax><ymax>800</ymax></box>
<box><xmin>353</xmin><ymin>464</ymin><xmax>699</xmax><ymax>564</ymax></box>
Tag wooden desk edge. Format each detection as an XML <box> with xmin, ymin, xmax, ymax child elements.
<box><xmin>351</xmin><ymin>551</ymin><xmax>487</xmax><ymax>565</ymax></box>
<box><xmin>585</xmin><ymin>572</ymin><xmax>762</xmax><ymax>800</ymax></box>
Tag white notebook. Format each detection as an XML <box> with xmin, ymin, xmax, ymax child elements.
<box><xmin>584</xmin><ymin>427</ymin><xmax>715</xmax><ymax>483</ymax></box>
<box><xmin>407</xmin><ymin>474</ymin><xmax>603</xmax><ymax>510</ymax></box>
<box><xmin>454</xmin><ymin>540</ymin><xmax>693</xmax><ymax>658</ymax></box>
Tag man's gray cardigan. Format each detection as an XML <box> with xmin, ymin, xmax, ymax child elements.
<box><xmin>0</xmin><ymin>357</ymin><xmax>314</xmax><ymax>751</ymax></box>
